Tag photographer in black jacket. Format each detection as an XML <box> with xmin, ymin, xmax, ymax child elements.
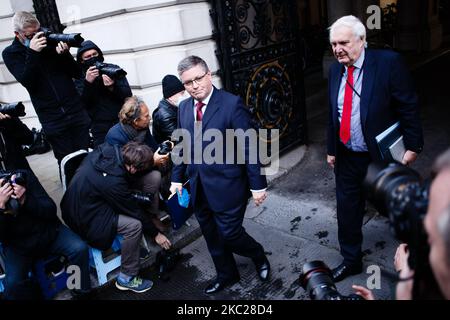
<box><xmin>61</xmin><ymin>142</ymin><xmax>171</xmax><ymax>293</ymax></box>
<box><xmin>75</xmin><ymin>41</ymin><xmax>132</xmax><ymax>147</ymax></box>
<box><xmin>0</xmin><ymin>170</ymin><xmax>91</xmax><ymax>300</ymax></box>
<box><xmin>152</xmin><ymin>74</ymin><xmax>186</xmax><ymax>144</ymax></box>
<box><xmin>0</xmin><ymin>112</ymin><xmax>33</xmax><ymax>171</ymax></box>
<box><xmin>2</xmin><ymin>12</ymin><xmax>90</xmax><ymax>164</ymax></box>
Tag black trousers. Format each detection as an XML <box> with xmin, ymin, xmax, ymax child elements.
<box><xmin>91</xmin><ymin>120</ymin><xmax>118</xmax><ymax>148</ymax></box>
<box><xmin>44</xmin><ymin>116</ymin><xmax>91</xmax><ymax>164</ymax></box>
<box><xmin>335</xmin><ymin>142</ymin><xmax>372</xmax><ymax>266</ymax></box>
<box><xmin>195</xmin><ymin>182</ymin><xmax>266</xmax><ymax>282</ymax></box>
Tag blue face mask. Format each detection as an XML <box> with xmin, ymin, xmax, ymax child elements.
<box><xmin>24</xmin><ymin>38</ymin><xmax>31</xmax><ymax>47</ymax></box>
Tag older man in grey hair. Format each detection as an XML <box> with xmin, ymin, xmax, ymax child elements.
<box><xmin>326</xmin><ymin>15</ymin><xmax>423</xmax><ymax>282</ymax></box>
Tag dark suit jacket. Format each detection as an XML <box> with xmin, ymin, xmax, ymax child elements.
<box><xmin>171</xmin><ymin>87</ymin><xmax>267</xmax><ymax>213</ymax></box>
<box><xmin>327</xmin><ymin>49</ymin><xmax>423</xmax><ymax>161</ymax></box>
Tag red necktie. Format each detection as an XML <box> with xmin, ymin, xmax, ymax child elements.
<box><xmin>196</xmin><ymin>101</ymin><xmax>205</xmax><ymax>122</ymax></box>
<box><xmin>340</xmin><ymin>65</ymin><xmax>355</xmax><ymax>144</ymax></box>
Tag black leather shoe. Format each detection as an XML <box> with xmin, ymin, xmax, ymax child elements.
<box><xmin>204</xmin><ymin>278</ymin><xmax>239</xmax><ymax>294</ymax></box>
<box><xmin>255</xmin><ymin>258</ymin><xmax>271</xmax><ymax>281</ymax></box>
<box><xmin>332</xmin><ymin>263</ymin><xmax>362</xmax><ymax>282</ymax></box>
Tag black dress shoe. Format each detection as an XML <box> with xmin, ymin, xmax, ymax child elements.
<box><xmin>255</xmin><ymin>258</ymin><xmax>271</xmax><ymax>281</ymax></box>
<box><xmin>204</xmin><ymin>278</ymin><xmax>239</xmax><ymax>294</ymax></box>
<box><xmin>332</xmin><ymin>263</ymin><xmax>362</xmax><ymax>282</ymax></box>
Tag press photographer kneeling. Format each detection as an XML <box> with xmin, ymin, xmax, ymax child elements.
<box><xmin>0</xmin><ymin>170</ymin><xmax>91</xmax><ymax>300</ymax></box>
<box><xmin>61</xmin><ymin>142</ymin><xmax>172</xmax><ymax>293</ymax></box>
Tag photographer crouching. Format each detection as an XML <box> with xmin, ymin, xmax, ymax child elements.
<box><xmin>106</xmin><ymin>96</ymin><xmax>174</xmax><ymax>231</ymax></box>
<box><xmin>61</xmin><ymin>142</ymin><xmax>171</xmax><ymax>293</ymax></box>
<box><xmin>0</xmin><ymin>170</ymin><xmax>91</xmax><ymax>300</ymax></box>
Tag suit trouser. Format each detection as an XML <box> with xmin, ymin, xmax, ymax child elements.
<box><xmin>195</xmin><ymin>182</ymin><xmax>266</xmax><ymax>282</ymax></box>
<box><xmin>44</xmin><ymin>116</ymin><xmax>91</xmax><ymax>164</ymax></box>
<box><xmin>335</xmin><ymin>142</ymin><xmax>371</xmax><ymax>266</ymax></box>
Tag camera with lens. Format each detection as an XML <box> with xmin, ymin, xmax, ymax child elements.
<box><xmin>299</xmin><ymin>261</ymin><xmax>363</xmax><ymax>300</ymax></box>
<box><xmin>40</xmin><ymin>27</ymin><xmax>84</xmax><ymax>48</ymax></box>
<box><xmin>364</xmin><ymin>162</ymin><xmax>429</xmax><ymax>269</ymax></box>
<box><xmin>93</xmin><ymin>62</ymin><xmax>127</xmax><ymax>80</ymax></box>
<box><xmin>0</xmin><ymin>171</ymin><xmax>27</xmax><ymax>217</ymax></box>
<box><xmin>364</xmin><ymin>162</ymin><xmax>444</xmax><ymax>299</ymax></box>
<box><xmin>131</xmin><ymin>191</ymin><xmax>154</xmax><ymax>206</ymax></box>
<box><xmin>158</xmin><ymin>141</ymin><xmax>173</xmax><ymax>156</ymax></box>
<box><xmin>155</xmin><ymin>248</ymin><xmax>181</xmax><ymax>281</ymax></box>
<box><xmin>0</xmin><ymin>102</ymin><xmax>26</xmax><ymax>117</ymax></box>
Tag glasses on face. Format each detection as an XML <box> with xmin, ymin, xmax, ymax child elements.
<box><xmin>183</xmin><ymin>72</ymin><xmax>208</xmax><ymax>88</ymax></box>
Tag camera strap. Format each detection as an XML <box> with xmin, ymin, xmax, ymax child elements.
<box><xmin>0</xmin><ymin>132</ymin><xmax>7</xmax><ymax>171</ymax></box>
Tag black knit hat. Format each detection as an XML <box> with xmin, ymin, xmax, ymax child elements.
<box><xmin>162</xmin><ymin>75</ymin><xmax>184</xmax><ymax>99</ymax></box>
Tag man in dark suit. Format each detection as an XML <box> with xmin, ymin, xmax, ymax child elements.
<box><xmin>326</xmin><ymin>16</ymin><xmax>423</xmax><ymax>282</ymax></box>
<box><xmin>170</xmin><ymin>55</ymin><xmax>270</xmax><ymax>294</ymax></box>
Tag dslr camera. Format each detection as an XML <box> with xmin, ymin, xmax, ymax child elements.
<box><xmin>0</xmin><ymin>171</ymin><xmax>27</xmax><ymax>217</ymax></box>
<box><xmin>158</xmin><ymin>141</ymin><xmax>174</xmax><ymax>156</ymax></box>
<box><xmin>364</xmin><ymin>162</ymin><xmax>429</xmax><ymax>269</ymax></box>
<box><xmin>0</xmin><ymin>102</ymin><xmax>26</xmax><ymax>117</ymax></box>
<box><xmin>299</xmin><ymin>261</ymin><xmax>362</xmax><ymax>300</ymax></box>
<box><xmin>155</xmin><ymin>249</ymin><xmax>181</xmax><ymax>281</ymax></box>
<box><xmin>364</xmin><ymin>162</ymin><xmax>444</xmax><ymax>299</ymax></box>
<box><xmin>93</xmin><ymin>62</ymin><xmax>127</xmax><ymax>80</ymax></box>
<box><xmin>40</xmin><ymin>27</ymin><xmax>84</xmax><ymax>48</ymax></box>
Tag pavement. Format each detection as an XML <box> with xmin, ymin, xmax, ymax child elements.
<box><xmin>24</xmin><ymin>47</ymin><xmax>450</xmax><ymax>300</ymax></box>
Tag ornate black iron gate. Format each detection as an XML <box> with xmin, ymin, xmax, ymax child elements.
<box><xmin>33</xmin><ymin>0</ymin><xmax>65</xmax><ymax>33</ymax></box>
<box><xmin>210</xmin><ymin>0</ymin><xmax>307</xmax><ymax>153</ymax></box>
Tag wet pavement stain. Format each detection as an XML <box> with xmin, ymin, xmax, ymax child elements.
<box><xmin>290</xmin><ymin>216</ymin><xmax>302</xmax><ymax>232</ymax></box>
<box><xmin>289</xmin><ymin>249</ymin><xmax>300</xmax><ymax>259</ymax></box>
<box><xmin>283</xmin><ymin>279</ymin><xmax>301</xmax><ymax>299</ymax></box>
<box><xmin>315</xmin><ymin>231</ymin><xmax>329</xmax><ymax>239</ymax></box>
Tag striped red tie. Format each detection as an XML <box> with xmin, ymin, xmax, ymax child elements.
<box><xmin>340</xmin><ymin>65</ymin><xmax>355</xmax><ymax>144</ymax></box>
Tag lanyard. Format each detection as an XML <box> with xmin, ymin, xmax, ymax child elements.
<box><xmin>343</xmin><ymin>61</ymin><xmax>365</xmax><ymax>98</ymax></box>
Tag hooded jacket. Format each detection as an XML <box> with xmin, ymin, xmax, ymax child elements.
<box><xmin>152</xmin><ymin>99</ymin><xmax>178</xmax><ymax>144</ymax></box>
<box><xmin>61</xmin><ymin>143</ymin><xmax>158</xmax><ymax>250</ymax></box>
<box><xmin>74</xmin><ymin>41</ymin><xmax>132</xmax><ymax>124</ymax></box>
<box><xmin>2</xmin><ymin>38</ymin><xmax>88</xmax><ymax>133</ymax></box>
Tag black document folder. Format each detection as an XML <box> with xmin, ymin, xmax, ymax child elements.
<box><xmin>375</xmin><ymin>121</ymin><xmax>405</xmax><ymax>162</ymax></box>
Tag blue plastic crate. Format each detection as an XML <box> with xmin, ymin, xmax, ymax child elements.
<box><xmin>33</xmin><ymin>256</ymin><xmax>69</xmax><ymax>300</ymax></box>
<box><xmin>89</xmin><ymin>235</ymin><xmax>123</xmax><ymax>286</ymax></box>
